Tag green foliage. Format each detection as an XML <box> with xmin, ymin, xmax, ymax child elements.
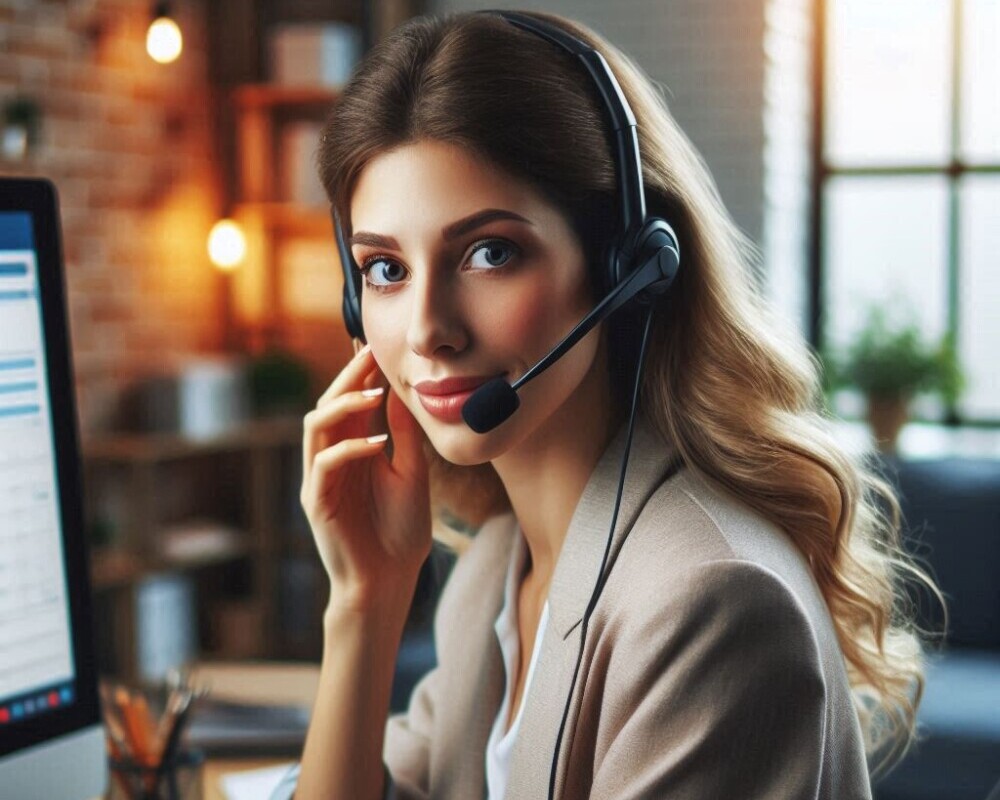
<box><xmin>823</xmin><ymin>305</ymin><xmax>964</xmax><ymax>405</ymax></box>
<box><xmin>246</xmin><ymin>348</ymin><xmax>312</xmax><ymax>416</ymax></box>
<box><xmin>2</xmin><ymin>95</ymin><xmax>42</xmax><ymax>142</ymax></box>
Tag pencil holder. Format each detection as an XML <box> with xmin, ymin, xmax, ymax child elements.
<box><xmin>106</xmin><ymin>747</ymin><xmax>204</xmax><ymax>800</ymax></box>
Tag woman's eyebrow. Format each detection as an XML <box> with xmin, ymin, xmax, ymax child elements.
<box><xmin>347</xmin><ymin>208</ymin><xmax>534</xmax><ymax>250</ymax></box>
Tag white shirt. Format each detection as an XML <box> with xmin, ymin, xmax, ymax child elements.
<box><xmin>485</xmin><ymin>530</ymin><xmax>551</xmax><ymax>800</ymax></box>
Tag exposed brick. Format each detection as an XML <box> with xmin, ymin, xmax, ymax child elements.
<box><xmin>1</xmin><ymin>0</ymin><xmax>222</xmax><ymax>434</ymax></box>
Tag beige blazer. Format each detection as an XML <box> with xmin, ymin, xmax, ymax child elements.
<box><xmin>271</xmin><ymin>413</ymin><xmax>874</xmax><ymax>799</ymax></box>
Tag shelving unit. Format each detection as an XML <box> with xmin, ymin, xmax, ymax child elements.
<box><xmin>81</xmin><ymin>416</ymin><xmax>328</xmax><ymax>682</ymax></box>
<box><xmin>228</xmin><ymin>82</ymin><xmax>344</xmax><ymax>358</ymax></box>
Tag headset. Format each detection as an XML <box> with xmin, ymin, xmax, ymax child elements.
<box><xmin>333</xmin><ymin>10</ymin><xmax>682</xmax><ymax>798</ymax></box>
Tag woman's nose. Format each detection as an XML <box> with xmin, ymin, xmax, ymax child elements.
<box><xmin>405</xmin><ymin>272</ymin><xmax>468</xmax><ymax>357</ymax></box>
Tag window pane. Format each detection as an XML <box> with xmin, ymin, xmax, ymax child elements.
<box><xmin>958</xmin><ymin>176</ymin><xmax>1000</xmax><ymax>419</ymax></box>
<box><xmin>825</xmin><ymin>0</ymin><xmax>952</xmax><ymax>167</ymax></box>
<box><xmin>961</xmin><ymin>0</ymin><xmax>1000</xmax><ymax>163</ymax></box>
<box><xmin>823</xmin><ymin>175</ymin><xmax>949</xmax><ymax>353</ymax></box>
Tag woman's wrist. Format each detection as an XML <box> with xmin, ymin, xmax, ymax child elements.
<box><xmin>323</xmin><ymin>571</ymin><xmax>421</xmax><ymax>630</ymax></box>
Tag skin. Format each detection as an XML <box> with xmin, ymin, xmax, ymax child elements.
<box><xmin>348</xmin><ymin>138</ymin><xmax>621</xmax><ymax>728</ymax></box>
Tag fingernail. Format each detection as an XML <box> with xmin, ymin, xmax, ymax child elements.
<box><xmin>366</xmin><ymin>433</ymin><xmax>388</xmax><ymax>444</ymax></box>
<box><xmin>362</xmin><ymin>387</ymin><xmax>384</xmax><ymax>397</ymax></box>
<box><xmin>357</xmin><ymin>343</ymin><xmax>372</xmax><ymax>356</ymax></box>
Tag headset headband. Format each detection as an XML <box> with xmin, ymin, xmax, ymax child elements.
<box><xmin>477</xmin><ymin>10</ymin><xmax>647</xmax><ymax>257</ymax></box>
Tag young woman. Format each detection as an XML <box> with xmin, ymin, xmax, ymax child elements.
<box><xmin>273</xmin><ymin>10</ymin><xmax>942</xmax><ymax>800</ymax></box>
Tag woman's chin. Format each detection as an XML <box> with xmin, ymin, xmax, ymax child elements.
<box><xmin>422</xmin><ymin>422</ymin><xmax>504</xmax><ymax>466</ymax></box>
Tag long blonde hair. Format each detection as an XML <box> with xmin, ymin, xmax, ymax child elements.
<box><xmin>316</xmin><ymin>9</ymin><xmax>946</xmax><ymax>778</ymax></box>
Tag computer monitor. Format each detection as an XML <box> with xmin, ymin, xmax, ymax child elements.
<box><xmin>0</xmin><ymin>178</ymin><xmax>107</xmax><ymax>798</ymax></box>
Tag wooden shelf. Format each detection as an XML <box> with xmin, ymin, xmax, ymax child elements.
<box><xmin>90</xmin><ymin>538</ymin><xmax>256</xmax><ymax>591</ymax></box>
<box><xmin>82</xmin><ymin>415</ymin><xmax>302</xmax><ymax>463</ymax></box>
<box><xmin>234</xmin><ymin>201</ymin><xmax>331</xmax><ymax>236</ymax></box>
<box><xmin>232</xmin><ymin>83</ymin><xmax>340</xmax><ymax>110</ymax></box>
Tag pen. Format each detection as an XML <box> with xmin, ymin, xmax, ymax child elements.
<box><xmin>158</xmin><ymin>686</ymin><xmax>195</xmax><ymax>771</ymax></box>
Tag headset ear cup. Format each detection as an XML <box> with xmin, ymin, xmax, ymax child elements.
<box><xmin>334</xmin><ymin>207</ymin><xmax>366</xmax><ymax>343</ymax></box>
<box><xmin>603</xmin><ymin>243</ymin><xmax>622</xmax><ymax>296</ymax></box>
<box><xmin>633</xmin><ymin>218</ymin><xmax>681</xmax><ymax>301</ymax></box>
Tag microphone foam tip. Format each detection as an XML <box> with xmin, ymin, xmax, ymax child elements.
<box><xmin>462</xmin><ymin>377</ymin><xmax>520</xmax><ymax>433</ymax></box>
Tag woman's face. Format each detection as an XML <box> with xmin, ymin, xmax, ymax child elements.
<box><xmin>349</xmin><ymin>139</ymin><xmax>604</xmax><ymax>466</ymax></box>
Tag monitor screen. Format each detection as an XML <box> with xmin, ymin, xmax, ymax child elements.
<box><xmin>0</xmin><ymin>178</ymin><xmax>106</xmax><ymax>798</ymax></box>
<box><xmin>0</xmin><ymin>210</ymin><xmax>79</xmax><ymax>724</ymax></box>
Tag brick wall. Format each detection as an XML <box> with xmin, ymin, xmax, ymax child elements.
<box><xmin>0</xmin><ymin>0</ymin><xmax>223</xmax><ymax>433</ymax></box>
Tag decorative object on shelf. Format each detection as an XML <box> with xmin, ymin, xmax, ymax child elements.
<box><xmin>139</xmin><ymin>354</ymin><xmax>251</xmax><ymax>439</ymax></box>
<box><xmin>134</xmin><ymin>573</ymin><xmax>197</xmax><ymax>684</ymax></box>
<box><xmin>246</xmin><ymin>347</ymin><xmax>312</xmax><ymax>417</ymax></box>
<box><xmin>1</xmin><ymin>94</ymin><xmax>42</xmax><ymax>160</ymax></box>
<box><xmin>157</xmin><ymin>517</ymin><xmax>246</xmax><ymax>564</ymax></box>
<box><xmin>146</xmin><ymin>0</ymin><xmax>183</xmax><ymax>64</ymax></box>
<box><xmin>825</xmin><ymin>304</ymin><xmax>964</xmax><ymax>452</ymax></box>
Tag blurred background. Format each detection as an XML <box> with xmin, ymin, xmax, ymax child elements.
<box><xmin>1</xmin><ymin>1</ymin><xmax>997</xmax><ymax>798</ymax></box>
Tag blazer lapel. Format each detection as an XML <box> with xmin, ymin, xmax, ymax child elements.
<box><xmin>434</xmin><ymin>513</ymin><xmax>515</xmax><ymax>799</ymax></box>
<box><xmin>504</xmin><ymin>412</ymin><xmax>679</xmax><ymax>799</ymax></box>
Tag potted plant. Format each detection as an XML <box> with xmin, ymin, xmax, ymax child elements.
<box><xmin>245</xmin><ymin>347</ymin><xmax>312</xmax><ymax>417</ymax></box>
<box><xmin>826</xmin><ymin>305</ymin><xmax>963</xmax><ymax>451</ymax></box>
<box><xmin>2</xmin><ymin>95</ymin><xmax>42</xmax><ymax>160</ymax></box>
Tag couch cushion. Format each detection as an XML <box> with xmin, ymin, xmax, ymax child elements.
<box><xmin>872</xmin><ymin>649</ymin><xmax>1000</xmax><ymax>800</ymax></box>
<box><xmin>882</xmin><ymin>456</ymin><xmax>1000</xmax><ymax>649</ymax></box>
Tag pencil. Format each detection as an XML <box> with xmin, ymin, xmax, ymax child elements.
<box><xmin>114</xmin><ymin>686</ymin><xmax>157</xmax><ymax>795</ymax></box>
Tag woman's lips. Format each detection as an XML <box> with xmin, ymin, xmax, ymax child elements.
<box><xmin>414</xmin><ymin>376</ymin><xmax>502</xmax><ymax>423</ymax></box>
<box><xmin>415</xmin><ymin>386</ymin><xmax>479</xmax><ymax>423</ymax></box>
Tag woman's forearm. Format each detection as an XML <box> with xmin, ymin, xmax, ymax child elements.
<box><xmin>294</xmin><ymin>588</ymin><xmax>416</xmax><ymax>800</ymax></box>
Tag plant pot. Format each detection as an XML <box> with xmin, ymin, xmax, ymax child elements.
<box><xmin>866</xmin><ymin>392</ymin><xmax>910</xmax><ymax>452</ymax></box>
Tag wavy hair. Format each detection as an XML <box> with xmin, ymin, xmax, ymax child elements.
<box><xmin>314</xmin><ymin>9</ymin><xmax>946</xmax><ymax>779</ymax></box>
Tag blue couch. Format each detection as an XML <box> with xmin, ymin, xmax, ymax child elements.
<box><xmin>871</xmin><ymin>456</ymin><xmax>1000</xmax><ymax>800</ymax></box>
<box><xmin>389</xmin><ymin>457</ymin><xmax>1000</xmax><ymax>798</ymax></box>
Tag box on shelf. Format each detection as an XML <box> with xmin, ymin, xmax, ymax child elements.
<box><xmin>281</xmin><ymin>121</ymin><xmax>326</xmax><ymax>205</ymax></box>
<box><xmin>268</xmin><ymin>22</ymin><xmax>362</xmax><ymax>87</ymax></box>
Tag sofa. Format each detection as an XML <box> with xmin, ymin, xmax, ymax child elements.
<box><xmin>871</xmin><ymin>456</ymin><xmax>1000</xmax><ymax>800</ymax></box>
<box><xmin>388</xmin><ymin>456</ymin><xmax>1000</xmax><ymax>798</ymax></box>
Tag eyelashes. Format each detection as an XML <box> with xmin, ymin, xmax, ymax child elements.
<box><xmin>356</xmin><ymin>238</ymin><xmax>521</xmax><ymax>293</ymax></box>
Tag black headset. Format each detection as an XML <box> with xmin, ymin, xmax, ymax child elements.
<box><xmin>332</xmin><ymin>10</ymin><xmax>683</xmax><ymax>798</ymax></box>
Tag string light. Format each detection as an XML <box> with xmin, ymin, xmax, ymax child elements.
<box><xmin>208</xmin><ymin>220</ymin><xmax>247</xmax><ymax>272</ymax></box>
<box><xmin>146</xmin><ymin>1</ymin><xmax>182</xmax><ymax>64</ymax></box>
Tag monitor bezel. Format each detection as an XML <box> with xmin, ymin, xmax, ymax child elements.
<box><xmin>0</xmin><ymin>177</ymin><xmax>103</xmax><ymax>756</ymax></box>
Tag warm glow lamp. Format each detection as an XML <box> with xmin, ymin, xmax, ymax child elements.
<box><xmin>208</xmin><ymin>219</ymin><xmax>246</xmax><ymax>271</ymax></box>
<box><xmin>146</xmin><ymin>1</ymin><xmax>183</xmax><ymax>64</ymax></box>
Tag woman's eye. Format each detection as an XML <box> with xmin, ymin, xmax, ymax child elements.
<box><xmin>467</xmin><ymin>239</ymin><xmax>518</xmax><ymax>270</ymax></box>
<box><xmin>358</xmin><ymin>238</ymin><xmax>519</xmax><ymax>292</ymax></box>
<box><xmin>360</xmin><ymin>257</ymin><xmax>407</xmax><ymax>288</ymax></box>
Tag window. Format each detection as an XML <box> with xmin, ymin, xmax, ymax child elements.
<box><xmin>814</xmin><ymin>0</ymin><xmax>1000</xmax><ymax>423</ymax></box>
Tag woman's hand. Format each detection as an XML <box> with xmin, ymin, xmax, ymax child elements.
<box><xmin>301</xmin><ymin>342</ymin><xmax>432</xmax><ymax>615</ymax></box>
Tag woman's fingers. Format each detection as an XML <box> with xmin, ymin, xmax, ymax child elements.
<box><xmin>302</xmin><ymin>433</ymin><xmax>389</xmax><ymax>523</ymax></box>
<box><xmin>384</xmin><ymin>384</ymin><xmax>424</xmax><ymax>479</ymax></box>
<box><xmin>316</xmin><ymin>345</ymin><xmax>375</xmax><ymax>407</ymax></box>
<box><xmin>302</xmin><ymin>387</ymin><xmax>385</xmax><ymax>488</ymax></box>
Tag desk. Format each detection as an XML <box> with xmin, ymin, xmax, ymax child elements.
<box><xmin>189</xmin><ymin>661</ymin><xmax>317</xmax><ymax>799</ymax></box>
<box><xmin>202</xmin><ymin>757</ymin><xmax>296</xmax><ymax>800</ymax></box>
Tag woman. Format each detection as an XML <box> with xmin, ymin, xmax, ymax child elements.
<box><xmin>273</xmin><ymin>9</ymin><xmax>942</xmax><ymax>800</ymax></box>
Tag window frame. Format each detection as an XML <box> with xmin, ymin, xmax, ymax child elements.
<box><xmin>809</xmin><ymin>0</ymin><xmax>1000</xmax><ymax>426</ymax></box>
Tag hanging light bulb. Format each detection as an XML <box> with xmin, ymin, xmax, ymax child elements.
<box><xmin>208</xmin><ymin>219</ymin><xmax>247</xmax><ymax>272</ymax></box>
<box><xmin>146</xmin><ymin>1</ymin><xmax>183</xmax><ymax>64</ymax></box>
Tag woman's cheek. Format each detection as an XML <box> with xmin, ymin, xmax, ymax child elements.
<box><xmin>484</xmin><ymin>283</ymin><xmax>552</xmax><ymax>352</ymax></box>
